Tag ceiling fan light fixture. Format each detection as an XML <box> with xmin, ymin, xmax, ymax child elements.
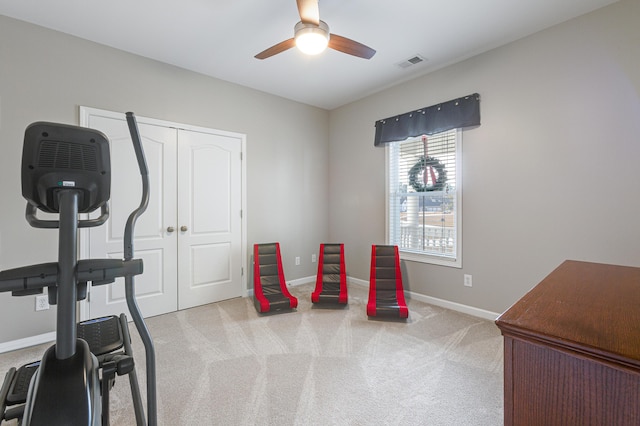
<box><xmin>294</xmin><ymin>21</ymin><xmax>330</xmax><ymax>55</ymax></box>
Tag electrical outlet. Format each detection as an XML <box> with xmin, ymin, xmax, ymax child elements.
<box><xmin>464</xmin><ymin>274</ymin><xmax>473</xmax><ymax>287</ymax></box>
<box><xmin>295</xmin><ymin>256</ymin><xmax>300</xmax><ymax>266</ymax></box>
<box><xmin>312</xmin><ymin>254</ymin><xmax>317</xmax><ymax>263</ymax></box>
<box><xmin>35</xmin><ymin>295</ymin><xmax>50</xmax><ymax>311</ymax></box>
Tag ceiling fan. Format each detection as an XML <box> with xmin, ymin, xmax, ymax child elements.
<box><xmin>254</xmin><ymin>0</ymin><xmax>376</xmax><ymax>60</ymax></box>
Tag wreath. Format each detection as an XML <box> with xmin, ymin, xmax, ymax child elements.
<box><xmin>408</xmin><ymin>156</ymin><xmax>447</xmax><ymax>192</ymax></box>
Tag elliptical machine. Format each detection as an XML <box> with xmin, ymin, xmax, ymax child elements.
<box><xmin>0</xmin><ymin>112</ymin><xmax>157</xmax><ymax>425</ymax></box>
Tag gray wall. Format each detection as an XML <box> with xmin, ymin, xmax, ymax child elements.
<box><xmin>0</xmin><ymin>16</ymin><xmax>329</xmax><ymax>342</ymax></box>
<box><xmin>329</xmin><ymin>0</ymin><xmax>640</xmax><ymax>314</ymax></box>
<box><xmin>2</xmin><ymin>0</ymin><xmax>639</xmax><ymax>343</ymax></box>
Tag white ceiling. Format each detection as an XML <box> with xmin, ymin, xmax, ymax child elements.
<box><xmin>0</xmin><ymin>0</ymin><xmax>618</xmax><ymax>110</ymax></box>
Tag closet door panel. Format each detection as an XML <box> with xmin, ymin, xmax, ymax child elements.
<box><xmin>177</xmin><ymin>129</ymin><xmax>242</xmax><ymax>309</ymax></box>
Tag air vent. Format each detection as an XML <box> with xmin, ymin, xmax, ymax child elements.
<box><xmin>38</xmin><ymin>140</ymin><xmax>98</xmax><ymax>171</ymax></box>
<box><xmin>396</xmin><ymin>54</ymin><xmax>427</xmax><ymax>69</ymax></box>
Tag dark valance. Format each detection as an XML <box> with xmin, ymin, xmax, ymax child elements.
<box><xmin>374</xmin><ymin>93</ymin><xmax>480</xmax><ymax>146</ymax></box>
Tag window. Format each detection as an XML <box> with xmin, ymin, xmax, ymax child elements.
<box><xmin>385</xmin><ymin>129</ymin><xmax>462</xmax><ymax>267</ymax></box>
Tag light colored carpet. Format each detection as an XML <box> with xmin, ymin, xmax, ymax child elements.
<box><xmin>1</xmin><ymin>283</ymin><xmax>504</xmax><ymax>425</ymax></box>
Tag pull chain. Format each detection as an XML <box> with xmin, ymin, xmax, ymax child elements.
<box><xmin>422</xmin><ymin>135</ymin><xmax>436</xmax><ymax>186</ymax></box>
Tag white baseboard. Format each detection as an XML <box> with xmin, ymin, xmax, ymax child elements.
<box><xmin>407</xmin><ymin>293</ymin><xmax>500</xmax><ymax>321</ymax></box>
<box><xmin>288</xmin><ymin>276</ymin><xmax>316</xmax><ymax>288</ymax></box>
<box><xmin>347</xmin><ymin>277</ymin><xmax>368</xmax><ymax>287</ymax></box>
<box><xmin>0</xmin><ymin>331</ymin><xmax>55</xmax><ymax>354</ymax></box>
<box><xmin>347</xmin><ymin>277</ymin><xmax>500</xmax><ymax>321</ymax></box>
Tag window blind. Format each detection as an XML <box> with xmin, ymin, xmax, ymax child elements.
<box><xmin>388</xmin><ymin>130</ymin><xmax>459</xmax><ymax>260</ymax></box>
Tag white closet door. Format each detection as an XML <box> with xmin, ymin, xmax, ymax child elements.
<box><xmin>87</xmin><ymin>114</ymin><xmax>179</xmax><ymax>319</ymax></box>
<box><xmin>176</xmin><ymin>129</ymin><xmax>243</xmax><ymax>310</ymax></box>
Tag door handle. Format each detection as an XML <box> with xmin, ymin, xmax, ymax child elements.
<box><xmin>180</xmin><ymin>226</ymin><xmax>188</xmax><ymax>232</ymax></box>
<box><xmin>167</xmin><ymin>226</ymin><xmax>175</xmax><ymax>233</ymax></box>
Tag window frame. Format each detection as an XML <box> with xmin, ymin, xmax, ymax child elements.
<box><xmin>384</xmin><ymin>129</ymin><xmax>463</xmax><ymax>268</ymax></box>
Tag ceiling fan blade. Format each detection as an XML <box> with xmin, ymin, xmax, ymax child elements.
<box><xmin>329</xmin><ymin>34</ymin><xmax>376</xmax><ymax>59</ymax></box>
<box><xmin>296</xmin><ymin>0</ymin><xmax>320</xmax><ymax>25</ymax></box>
<box><xmin>254</xmin><ymin>38</ymin><xmax>296</xmax><ymax>60</ymax></box>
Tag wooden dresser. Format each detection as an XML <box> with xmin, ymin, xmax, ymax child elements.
<box><xmin>495</xmin><ymin>260</ymin><xmax>640</xmax><ymax>425</ymax></box>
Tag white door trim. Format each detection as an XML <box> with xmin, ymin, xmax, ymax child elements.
<box><xmin>78</xmin><ymin>106</ymin><xmax>247</xmax><ymax>321</ymax></box>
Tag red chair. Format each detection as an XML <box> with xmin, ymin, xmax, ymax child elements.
<box><xmin>367</xmin><ymin>245</ymin><xmax>408</xmax><ymax>319</ymax></box>
<box><xmin>253</xmin><ymin>243</ymin><xmax>298</xmax><ymax>313</ymax></box>
<box><xmin>311</xmin><ymin>243</ymin><xmax>347</xmax><ymax>305</ymax></box>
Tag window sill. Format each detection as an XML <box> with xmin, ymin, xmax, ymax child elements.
<box><xmin>399</xmin><ymin>250</ymin><xmax>462</xmax><ymax>268</ymax></box>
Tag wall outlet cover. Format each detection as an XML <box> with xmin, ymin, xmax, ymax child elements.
<box><xmin>464</xmin><ymin>274</ymin><xmax>473</xmax><ymax>287</ymax></box>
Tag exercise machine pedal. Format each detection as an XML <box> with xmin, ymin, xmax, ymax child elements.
<box><xmin>78</xmin><ymin>314</ymin><xmax>145</xmax><ymax>425</ymax></box>
<box><xmin>2</xmin><ymin>315</ymin><xmax>145</xmax><ymax>425</ymax></box>
<box><xmin>78</xmin><ymin>316</ymin><xmax>124</xmax><ymax>357</ymax></box>
<box><xmin>7</xmin><ymin>361</ymin><xmax>40</xmax><ymax>405</ymax></box>
<box><xmin>1</xmin><ymin>361</ymin><xmax>40</xmax><ymax>422</ymax></box>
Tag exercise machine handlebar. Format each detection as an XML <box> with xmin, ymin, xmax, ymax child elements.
<box><xmin>123</xmin><ymin>112</ymin><xmax>157</xmax><ymax>426</ymax></box>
